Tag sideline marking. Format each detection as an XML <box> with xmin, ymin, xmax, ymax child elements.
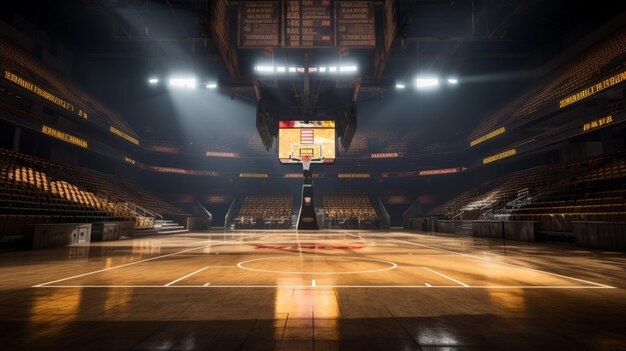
<box><xmin>165</xmin><ymin>266</ymin><xmax>209</xmax><ymax>286</ymax></box>
<box><xmin>312</xmin><ymin>279</ymin><xmax>316</xmax><ymax>287</ymax></box>
<box><xmin>34</xmin><ymin>285</ymin><xmax>613</xmax><ymax>289</ymax></box>
<box><xmin>423</xmin><ymin>267</ymin><xmax>469</xmax><ymax>287</ymax></box>
<box><xmin>32</xmin><ymin>233</ymin><xmax>271</xmax><ymax>287</ymax></box>
<box><xmin>373</xmin><ymin>234</ymin><xmax>616</xmax><ymax>289</ymax></box>
<box><xmin>424</xmin><ymin>283</ymin><xmax>432</xmax><ymax>287</ymax></box>
<box><xmin>203</xmin><ymin>283</ymin><xmax>212</xmax><ymax>287</ymax></box>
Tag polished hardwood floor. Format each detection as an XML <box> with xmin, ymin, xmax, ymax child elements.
<box><xmin>0</xmin><ymin>230</ymin><xmax>625</xmax><ymax>350</ymax></box>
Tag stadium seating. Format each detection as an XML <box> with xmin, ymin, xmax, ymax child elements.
<box><xmin>322</xmin><ymin>192</ymin><xmax>379</xmax><ymax>228</ymax></box>
<box><xmin>0</xmin><ymin>148</ymin><xmax>186</xmax><ymax>239</ymax></box>
<box><xmin>469</xmin><ymin>28</ymin><xmax>626</xmax><ymax>141</ymax></box>
<box><xmin>510</xmin><ymin>153</ymin><xmax>626</xmax><ymax>231</ymax></box>
<box><xmin>0</xmin><ymin>35</ymin><xmax>137</xmax><ymax>137</ymax></box>
<box><xmin>431</xmin><ymin>152</ymin><xmax>626</xmax><ymax>233</ymax></box>
<box><xmin>235</xmin><ymin>193</ymin><xmax>293</xmax><ymax>229</ymax></box>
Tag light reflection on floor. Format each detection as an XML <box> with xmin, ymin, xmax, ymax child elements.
<box><xmin>0</xmin><ymin>230</ymin><xmax>624</xmax><ymax>350</ymax></box>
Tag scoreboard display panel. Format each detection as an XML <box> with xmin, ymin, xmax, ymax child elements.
<box><xmin>238</xmin><ymin>0</ymin><xmax>280</xmax><ymax>47</ymax></box>
<box><xmin>278</xmin><ymin>120</ymin><xmax>336</xmax><ymax>163</ymax></box>
<box><xmin>283</xmin><ymin>0</ymin><xmax>333</xmax><ymax>48</ymax></box>
<box><xmin>334</xmin><ymin>1</ymin><xmax>376</xmax><ymax>48</ymax></box>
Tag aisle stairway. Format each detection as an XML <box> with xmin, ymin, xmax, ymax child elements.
<box><xmin>135</xmin><ymin>219</ymin><xmax>187</xmax><ymax>236</ymax></box>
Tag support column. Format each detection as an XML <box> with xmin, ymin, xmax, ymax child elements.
<box><xmin>297</xmin><ymin>163</ymin><xmax>319</xmax><ymax>230</ymax></box>
<box><xmin>12</xmin><ymin>127</ymin><xmax>21</xmax><ymax>152</ymax></box>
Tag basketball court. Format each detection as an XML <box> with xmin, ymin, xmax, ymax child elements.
<box><xmin>31</xmin><ymin>231</ymin><xmax>615</xmax><ymax>290</ymax></box>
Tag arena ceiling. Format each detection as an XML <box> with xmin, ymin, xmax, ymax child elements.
<box><xmin>3</xmin><ymin>0</ymin><xmax>625</xmax><ymax>147</ymax></box>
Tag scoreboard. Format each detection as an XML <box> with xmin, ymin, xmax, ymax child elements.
<box><xmin>237</xmin><ymin>0</ymin><xmax>376</xmax><ymax>49</ymax></box>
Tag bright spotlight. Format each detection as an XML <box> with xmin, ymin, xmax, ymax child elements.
<box><xmin>255</xmin><ymin>66</ymin><xmax>274</xmax><ymax>73</ymax></box>
<box><xmin>148</xmin><ymin>77</ymin><xmax>159</xmax><ymax>84</ymax></box>
<box><xmin>169</xmin><ymin>77</ymin><xmax>196</xmax><ymax>89</ymax></box>
<box><xmin>395</xmin><ymin>83</ymin><xmax>406</xmax><ymax>89</ymax></box>
<box><xmin>206</xmin><ymin>82</ymin><xmax>218</xmax><ymax>89</ymax></box>
<box><xmin>448</xmin><ymin>78</ymin><xmax>459</xmax><ymax>84</ymax></box>
<box><xmin>339</xmin><ymin>65</ymin><xmax>358</xmax><ymax>73</ymax></box>
<box><xmin>416</xmin><ymin>77</ymin><xmax>439</xmax><ymax>89</ymax></box>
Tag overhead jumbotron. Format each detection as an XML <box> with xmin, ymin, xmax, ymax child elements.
<box><xmin>0</xmin><ymin>1</ymin><xmax>626</xmax><ymax>350</ymax></box>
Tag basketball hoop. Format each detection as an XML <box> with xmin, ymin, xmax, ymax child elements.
<box><xmin>301</xmin><ymin>155</ymin><xmax>312</xmax><ymax>171</ymax></box>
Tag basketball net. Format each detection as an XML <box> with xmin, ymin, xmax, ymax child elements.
<box><xmin>301</xmin><ymin>155</ymin><xmax>312</xmax><ymax>171</ymax></box>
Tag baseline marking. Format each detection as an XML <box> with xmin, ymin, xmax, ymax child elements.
<box><xmin>32</xmin><ymin>233</ymin><xmax>271</xmax><ymax>288</ymax></box>
<box><xmin>164</xmin><ymin>266</ymin><xmax>210</xmax><ymax>286</ymax></box>
<box><xmin>422</xmin><ymin>267</ymin><xmax>469</xmax><ymax>287</ymax></box>
<box><xmin>374</xmin><ymin>234</ymin><xmax>616</xmax><ymax>289</ymax></box>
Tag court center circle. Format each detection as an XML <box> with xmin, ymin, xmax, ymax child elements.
<box><xmin>237</xmin><ymin>256</ymin><xmax>397</xmax><ymax>275</ymax></box>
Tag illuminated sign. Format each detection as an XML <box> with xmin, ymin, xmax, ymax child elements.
<box><xmin>238</xmin><ymin>1</ymin><xmax>279</xmax><ymax>47</ymax></box>
<box><xmin>4</xmin><ymin>71</ymin><xmax>88</xmax><ymax>119</ymax></box>
<box><xmin>338</xmin><ymin>173</ymin><xmax>370</xmax><ymax>178</ymax></box>
<box><xmin>559</xmin><ymin>70</ymin><xmax>626</xmax><ymax>108</ymax></box>
<box><xmin>240</xmin><ymin>173</ymin><xmax>269</xmax><ymax>178</ymax></box>
<box><xmin>124</xmin><ymin>157</ymin><xmax>136</xmax><ymax>165</ymax></box>
<box><xmin>144</xmin><ymin>145</ymin><xmax>181</xmax><ymax>153</ymax></box>
<box><xmin>206</xmin><ymin>195</ymin><xmax>227</xmax><ymax>204</ymax></box>
<box><xmin>110</xmin><ymin>126</ymin><xmax>139</xmax><ymax>145</ymax></box>
<box><xmin>483</xmin><ymin>149</ymin><xmax>517</xmax><ymax>164</ymax></box>
<box><xmin>470</xmin><ymin>127</ymin><xmax>506</xmax><ymax>147</ymax></box>
<box><xmin>419</xmin><ymin>168</ymin><xmax>463</xmax><ymax>176</ymax></box>
<box><xmin>206</xmin><ymin>151</ymin><xmax>240</xmax><ymax>158</ymax></box>
<box><xmin>583</xmin><ymin>115</ymin><xmax>613</xmax><ymax>132</ymax></box>
<box><xmin>41</xmin><ymin>125</ymin><xmax>88</xmax><ymax>149</ymax></box>
<box><xmin>371</xmin><ymin>152</ymin><xmax>399</xmax><ymax>158</ymax></box>
<box><xmin>284</xmin><ymin>173</ymin><xmax>304</xmax><ymax>178</ymax></box>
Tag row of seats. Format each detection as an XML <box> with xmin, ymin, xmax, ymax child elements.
<box><xmin>509</xmin><ymin>154</ymin><xmax>626</xmax><ymax>231</ymax></box>
<box><xmin>322</xmin><ymin>192</ymin><xmax>378</xmax><ymax>228</ymax></box>
<box><xmin>429</xmin><ymin>154</ymin><xmax>613</xmax><ymax>219</ymax></box>
<box><xmin>0</xmin><ymin>148</ymin><xmax>185</xmax><ymax>237</ymax></box>
<box><xmin>235</xmin><ymin>193</ymin><xmax>293</xmax><ymax>229</ymax></box>
<box><xmin>469</xmin><ymin>27</ymin><xmax>626</xmax><ymax>140</ymax></box>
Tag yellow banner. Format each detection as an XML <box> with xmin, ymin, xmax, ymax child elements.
<box><xmin>583</xmin><ymin>115</ymin><xmax>613</xmax><ymax>132</ymax></box>
<box><xmin>110</xmin><ymin>126</ymin><xmax>139</xmax><ymax>145</ymax></box>
<box><xmin>41</xmin><ymin>125</ymin><xmax>88</xmax><ymax>149</ymax></box>
<box><xmin>483</xmin><ymin>148</ymin><xmax>516</xmax><ymax>164</ymax></box>
<box><xmin>239</xmin><ymin>173</ymin><xmax>268</xmax><ymax>178</ymax></box>
<box><xmin>560</xmin><ymin>70</ymin><xmax>626</xmax><ymax>108</ymax></box>
<box><xmin>470</xmin><ymin>127</ymin><xmax>505</xmax><ymax>147</ymax></box>
<box><xmin>4</xmin><ymin>70</ymin><xmax>88</xmax><ymax>119</ymax></box>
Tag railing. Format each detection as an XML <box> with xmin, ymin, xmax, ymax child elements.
<box><xmin>224</xmin><ymin>195</ymin><xmax>238</xmax><ymax>229</ymax></box>
<box><xmin>374</xmin><ymin>196</ymin><xmax>390</xmax><ymax>228</ymax></box>
<box><xmin>118</xmin><ymin>201</ymin><xmax>160</xmax><ymax>229</ymax></box>
<box><xmin>121</xmin><ymin>201</ymin><xmax>162</xmax><ymax>221</ymax></box>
